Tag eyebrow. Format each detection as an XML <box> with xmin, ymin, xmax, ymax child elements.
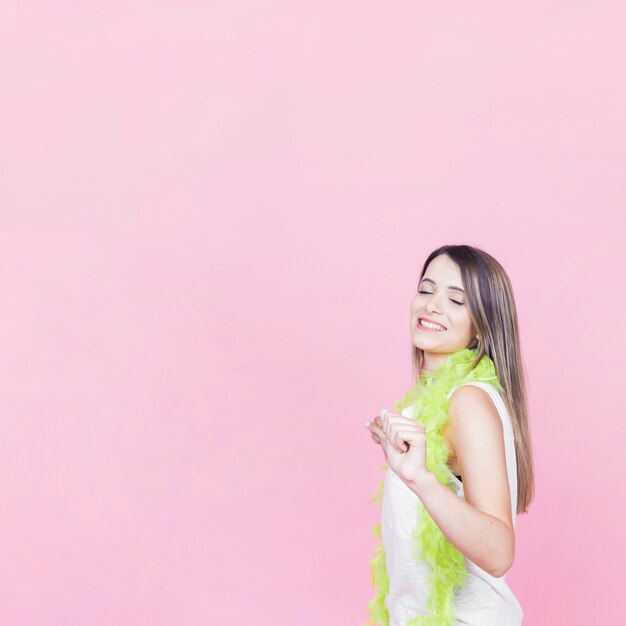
<box><xmin>420</xmin><ymin>277</ymin><xmax>465</xmax><ymax>294</ymax></box>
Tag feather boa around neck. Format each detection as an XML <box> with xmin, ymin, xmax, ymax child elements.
<box><xmin>364</xmin><ymin>347</ymin><xmax>503</xmax><ymax>626</ymax></box>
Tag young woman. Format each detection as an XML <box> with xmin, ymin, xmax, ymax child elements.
<box><xmin>364</xmin><ymin>244</ymin><xmax>534</xmax><ymax>626</ymax></box>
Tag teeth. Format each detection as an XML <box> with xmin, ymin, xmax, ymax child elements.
<box><xmin>420</xmin><ymin>319</ymin><xmax>446</xmax><ymax>331</ymax></box>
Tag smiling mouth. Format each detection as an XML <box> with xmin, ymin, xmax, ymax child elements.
<box><xmin>417</xmin><ymin>318</ymin><xmax>447</xmax><ymax>331</ymax></box>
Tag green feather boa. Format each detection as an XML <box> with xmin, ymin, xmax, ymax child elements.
<box><xmin>364</xmin><ymin>347</ymin><xmax>503</xmax><ymax>626</ymax></box>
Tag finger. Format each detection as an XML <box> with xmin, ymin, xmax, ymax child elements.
<box><xmin>382</xmin><ymin>422</ymin><xmax>410</xmax><ymax>453</ymax></box>
<box><xmin>380</xmin><ymin>414</ymin><xmax>405</xmax><ymax>439</ymax></box>
<box><xmin>379</xmin><ymin>409</ymin><xmax>388</xmax><ymax>430</ymax></box>
<box><xmin>380</xmin><ymin>409</ymin><xmax>403</xmax><ymax>424</ymax></box>
<box><xmin>368</xmin><ymin>423</ymin><xmax>387</xmax><ymax>443</ymax></box>
<box><xmin>395</xmin><ymin>429</ymin><xmax>427</xmax><ymax>449</ymax></box>
<box><xmin>388</xmin><ymin>423</ymin><xmax>424</xmax><ymax>453</ymax></box>
<box><xmin>380</xmin><ymin>410</ymin><xmax>413</xmax><ymax>424</ymax></box>
<box><xmin>392</xmin><ymin>426</ymin><xmax>410</xmax><ymax>453</ymax></box>
<box><xmin>383</xmin><ymin>415</ymin><xmax>426</xmax><ymax>436</ymax></box>
<box><xmin>380</xmin><ymin>409</ymin><xmax>395</xmax><ymax>432</ymax></box>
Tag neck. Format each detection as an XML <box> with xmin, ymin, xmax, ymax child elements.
<box><xmin>421</xmin><ymin>348</ymin><xmax>462</xmax><ymax>372</ymax></box>
<box><xmin>419</xmin><ymin>347</ymin><xmax>478</xmax><ymax>384</ymax></box>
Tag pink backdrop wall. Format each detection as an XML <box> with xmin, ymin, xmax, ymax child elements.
<box><xmin>2</xmin><ymin>2</ymin><xmax>625</xmax><ymax>625</ymax></box>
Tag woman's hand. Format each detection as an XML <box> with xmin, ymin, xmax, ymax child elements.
<box><xmin>366</xmin><ymin>409</ymin><xmax>430</xmax><ymax>484</ymax></box>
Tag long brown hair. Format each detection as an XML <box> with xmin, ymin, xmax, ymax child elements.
<box><xmin>412</xmin><ymin>244</ymin><xmax>535</xmax><ymax>514</ymax></box>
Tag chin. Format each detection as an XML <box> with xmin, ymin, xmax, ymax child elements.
<box><xmin>412</xmin><ymin>339</ymin><xmax>440</xmax><ymax>351</ymax></box>
<box><xmin>412</xmin><ymin>337</ymin><xmax>454</xmax><ymax>352</ymax></box>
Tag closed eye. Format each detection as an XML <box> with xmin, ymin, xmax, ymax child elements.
<box><xmin>418</xmin><ymin>290</ymin><xmax>464</xmax><ymax>306</ymax></box>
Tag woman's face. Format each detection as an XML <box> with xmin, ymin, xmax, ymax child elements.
<box><xmin>410</xmin><ymin>254</ymin><xmax>479</xmax><ymax>370</ymax></box>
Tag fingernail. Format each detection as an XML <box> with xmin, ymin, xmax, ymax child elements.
<box><xmin>364</xmin><ymin>422</ymin><xmax>370</xmax><ymax>428</ymax></box>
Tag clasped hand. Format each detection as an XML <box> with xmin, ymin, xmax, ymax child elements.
<box><xmin>365</xmin><ymin>409</ymin><xmax>430</xmax><ymax>484</ymax></box>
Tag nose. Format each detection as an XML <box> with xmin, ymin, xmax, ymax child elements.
<box><xmin>424</xmin><ymin>292</ymin><xmax>443</xmax><ymax>314</ymax></box>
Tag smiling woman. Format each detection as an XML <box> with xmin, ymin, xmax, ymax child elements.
<box><xmin>410</xmin><ymin>254</ymin><xmax>478</xmax><ymax>364</ymax></box>
<box><xmin>364</xmin><ymin>244</ymin><xmax>535</xmax><ymax>626</ymax></box>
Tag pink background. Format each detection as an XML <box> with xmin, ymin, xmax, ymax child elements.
<box><xmin>2</xmin><ymin>2</ymin><xmax>625</xmax><ymax>625</ymax></box>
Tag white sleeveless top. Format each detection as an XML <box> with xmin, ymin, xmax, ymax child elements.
<box><xmin>380</xmin><ymin>381</ymin><xmax>523</xmax><ymax>625</ymax></box>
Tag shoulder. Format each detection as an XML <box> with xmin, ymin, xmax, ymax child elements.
<box><xmin>445</xmin><ymin>384</ymin><xmax>505</xmax><ymax>469</ymax></box>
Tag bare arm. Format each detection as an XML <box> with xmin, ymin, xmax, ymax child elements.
<box><xmin>406</xmin><ymin>385</ymin><xmax>515</xmax><ymax>578</ymax></box>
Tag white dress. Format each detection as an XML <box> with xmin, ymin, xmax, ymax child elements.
<box><xmin>380</xmin><ymin>381</ymin><xmax>524</xmax><ymax>625</ymax></box>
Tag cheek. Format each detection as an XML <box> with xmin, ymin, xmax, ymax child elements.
<box><xmin>449</xmin><ymin>309</ymin><xmax>473</xmax><ymax>333</ymax></box>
